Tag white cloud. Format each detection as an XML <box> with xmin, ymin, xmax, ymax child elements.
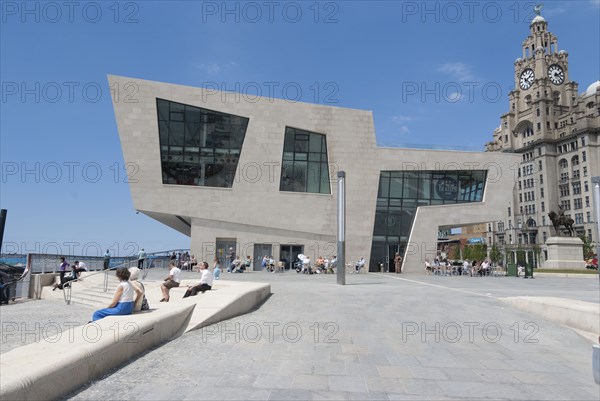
<box><xmin>544</xmin><ymin>7</ymin><xmax>567</xmax><ymax>16</ymax></box>
<box><xmin>438</xmin><ymin>62</ymin><xmax>476</xmax><ymax>82</ymax></box>
<box><xmin>196</xmin><ymin>61</ymin><xmax>238</xmax><ymax>75</ymax></box>
<box><xmin>398</xmin><ymin>125</ymin><xmax>410</xmax><ymax>134</ymax></box>
<box><xmin>391</xmin><ymin>115</ymin><xmax>413</xmax><ymax>123</ymax></box>
<box><xmin>590</xmin><ymin>0</ymin><xmax>600</xmax><ymax>7</ymax></box>
<box><xmin>200</xmin><ymin>62</ymin><xmax>221</xmax><ymax>74</ymax></box>
<box><xmin>446</xmin><ymin>92</ymin><xmax>463</xmax><ymax>102</ymax></box>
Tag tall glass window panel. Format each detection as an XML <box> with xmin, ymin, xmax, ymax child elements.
<box><xmin>280</xmin><ymin>127</ymin><xmax>330</xmax><ymax>194</ymax></box>
<box><xmin>157</xmin><ymin>98</ymin><xmax>249</xmax><ymax>187</ymax></box>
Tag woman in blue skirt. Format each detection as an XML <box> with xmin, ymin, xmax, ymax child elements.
<box><xmin>92</xmin><ymin>268</ymin><xmax>142</xmax><ymax>321</ymax></box>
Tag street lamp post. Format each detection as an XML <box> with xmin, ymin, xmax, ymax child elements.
<box><xmin>592</xmin><ymin>177</ymin><xmax>600</xmax><ymax>284</ymax></box>
<box><xmin>337</xmin><ymin>171</ymin><xmax>346</xmax><ymax>285</ymax></box>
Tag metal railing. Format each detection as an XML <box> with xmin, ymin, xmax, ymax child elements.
<box><xmin>0</xmin><ymin>250</ymin><xmax>191</xmax><ymax>304</ymax></box>
<box><xmin>57</xmin><ymin>249</ymin><xmax>189</xmax><ymax>305</ymax></box>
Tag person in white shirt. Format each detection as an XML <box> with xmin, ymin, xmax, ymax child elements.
<box><xmin>480</xmin><ymin>260</ymin><xmax>490</xmax><ymax>276</ymax></box>
<box><xmin>355</xmin><ymin>257</ymin><xmax>365</xmax><ymax>273</ymax></box>
<box><xmin>73</xmin><ymin>260</ymin><xmax>87</xmax><ymax>278</ymax></box>
<box><xmin>160</xmin><ymin>262</ymin><xmax>181</xmax><ymax>302</ymax></box>
<box><xmin>92</xmin><ymin>268</ymin><xmax>141</xmax><ymax>321</ymax></box>
<box><xmin>328</xmin><ymin>256</ymin><xmax>337</xmax><ymax>274</ymax></box>
<box><xmin>231</xmin><ymin>255</ymin><xmax>242</xmax><ymax>273</ymax></box>
<box><xmin>183</xmin><ymin>262</ymin><xmax>213</xmax><ymax>297</ymax></box>
<box><xmin>462</xmin><ymin>260</ymin><xmax>470</xmax><ymax>276</ymax></box>
<box><xmin>301</xmin><ymin>256</ymin><xmax>311</xmax><ymax>274</ymax></box>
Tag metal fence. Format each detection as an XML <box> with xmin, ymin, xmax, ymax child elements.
<box><xmin>1</xmin><ymin>249</ymin><xmax>190</xmax><ymax>300</ymax></box>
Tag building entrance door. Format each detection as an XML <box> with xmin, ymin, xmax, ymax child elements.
<box><xmin>216</xmin><ymin>239</ymin><xmax>237</xmax><ymax>270</ymax></box>
<box><xmin>253</xmin><ymin>244</ymin><xmax>272</xmax><ymax>271</ymax></box>
<box><xmin>388</xmin><ymin>244</ymin><xmax>400</xmax><ymax>273</ymax></box>
<box><xmin>280</xmin><ymin>245</ymin><xmax>304</xmax><ymax>271</ymax></box>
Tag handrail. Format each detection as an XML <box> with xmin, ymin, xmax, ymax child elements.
<box><xmin>58</xmin><ymin>252</ymin><xmax>176</xmax><ymax>304</ymax></box>
<box><xmin>103</xmin><ymin>269</ymin><xmax>109</xmax><ymax>293</ymax></box>
<box><xmin>58</xmin><ymin>260</ymin><xmax>127</xmax><ymax>303</ymax></box>
<box><xmin>63</xmin><ymin>281</ymin><xmax>72</xmax><ymax>305</ymax></box>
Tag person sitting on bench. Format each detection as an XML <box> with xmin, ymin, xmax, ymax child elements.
<box><xmin>355</xmin><ymin>257</ymin><xmax>366</xmax><ymax>273</ymax></box>
<box><xmin>183</xmin><ymin>262</ymin><xmax>213</xmax><ymax>297</ymax></box>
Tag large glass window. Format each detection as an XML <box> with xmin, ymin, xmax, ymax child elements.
<box><xmin>369</xmin><ymin>170</ymin><xmax>487</xmax><ymax>270</ymax></box>
<box><xmin>280</xmin><ymin>127</ymin><xmax>330</xmax><ymax>194</ymax></box>
<box><xmin>157</xmin><ymin>98</ymin><xmax>249</xmax><ymax>187</ymax></box>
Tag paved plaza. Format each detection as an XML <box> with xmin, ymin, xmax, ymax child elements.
<box><xmin>38</xmin><ymin>271</ymin><xmax>597</xmax><ymax>401</ymax></box>
<box><xmin>1</xmin><ymin>271</ymin><xmax>599</xmax><ymax>400</ymax></box>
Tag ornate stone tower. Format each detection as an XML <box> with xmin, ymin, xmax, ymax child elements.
<box><xmin>486</xmin><ymin>5</ymin><xmax>600</xmax><ymax>266</ymax></box>
<box><xmin>489</xmin><ymin>5</ymin><xmax>579</xmax><ymax>152</ymax></box>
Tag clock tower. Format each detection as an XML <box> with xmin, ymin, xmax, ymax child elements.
<box><xmin>488</xmin><ymin>5</ymin><xmax>579</xmax><ymax>151</ymax></box>
<box><xmin>486</xmin><ymin>4</ymin><xmax>600</xmax><ymax>267</ymax></box>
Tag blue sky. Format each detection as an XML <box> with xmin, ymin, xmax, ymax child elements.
<box><xmin>1</xmin><ymin>1</ymin><xmax>599</xmax><ymax>258</ymax></box>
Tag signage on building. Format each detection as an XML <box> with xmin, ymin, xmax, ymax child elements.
<box><xmin>468</xmin><ymin>237</ymin><xmax>485</xmax><ymax>244</ymax></box>
<box><xmin>435</xmin><ymin>177</ymin><xmax>458</xmax><ymax>200</ymax></box>
<box><xmin>438</xmin><ymin>229</ymin><xmax>450</xmax><ymax>239</ymax></box>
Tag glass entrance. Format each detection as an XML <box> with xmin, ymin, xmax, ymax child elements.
<box><xmin>388</xmin><ymin>244</ymin><xmax>400</xmax><ymax>272</ymax></box>
<box><xmin>216</xmin><ymin>239</ymin><xmax>237</xmax><ymax>269</ymax></box>
<box><xmin>280</xmin><ymin>245</ymin><xmax>304</xmax><ymax>271</ymax></box>
<box><xmin>253</xmin><ymin>244</ymin><xmax>272</xmax><ymax>271</ymax></box>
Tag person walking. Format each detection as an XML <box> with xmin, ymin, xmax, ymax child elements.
<box><xmin>213</xmin><ymin>257</ymin><xmax>221</xmax><ymax>280</ymax></box>
<box><xmin>58</xmin><ymin>257</ymin><xmax>70</xmax><ymax>287</ymax></box>
<box><xmin>394</xmin><ymin>252</ymin><xmax>403</xmax><ymax>274</ymax></box>
<box><xmin>103</xmin><ymin>250</ymin><xmax>111</xmax><ymax>270</ymax></box>
<box><xmin>137</xmin><ymin>248</ymin><xmax>147</xmax><ymax>269</ymax></box>
<box><xmin>227</xmin><ymin>247</ymin><xmax>235</xmax><ymax>272</ymax></box>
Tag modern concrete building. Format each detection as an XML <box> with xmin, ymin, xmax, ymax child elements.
<box><xmin>485</xmin><ymin>10</ymin><xmax>600</xmax><ymax>266</ymax></box>
<box><xmin>110</xmin><ymin>75</ymin><xmax>519</xmax><ymax>274</ymax></box>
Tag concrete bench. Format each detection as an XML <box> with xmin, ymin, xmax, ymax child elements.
<box><xmin>1</xmin><ymin>280</ymin><xmax>270</xmax><ymax>401</ymax></box>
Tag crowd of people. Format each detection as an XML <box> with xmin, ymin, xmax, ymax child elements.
<box><xmin>423</xmin><ymin>258</ymin><xmax>497</xmax><ymax>276</ymax></box>
<box><xmin>262</xmin><ymin>254</ymin><xmax>340</xmax><ymax>274</ymax></box>
<box><xmin>52</xmin><ymin>259</ymin><xmax>87</xmax><ymax>290</ymax></box>
<box><xmin>169</xmin><ymin>251</ymin><xmax>198</xmax><ymax>271</ymax></box>
<box><xmin>54</xmin><ymin>249</ymin><xmax>372</xmax><ymax>323</ymax></box>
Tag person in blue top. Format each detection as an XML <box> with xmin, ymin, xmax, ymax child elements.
<box><xmin>213</xmin><ymin>257</ymin><xmax>221</xmax><ymax>280</ymax></box>
<box><xmin>137</xmin><ymin>248</ymin><xmax>147</xmax><ymax>269</ymax></box>
<box><xmin>103</xmin><ymin>250</ymin><xmax>111</xmax><ymax>270</ymax></box>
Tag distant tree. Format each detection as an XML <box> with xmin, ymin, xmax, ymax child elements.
<box><xmin>463</xmin><ymin>245</ymin><xmax>472</xmax><ymax>261</ymax></box>
<box><xmin>516</xmin><ymin>244</ymin><xmax>526</xmax><ymax>266</ymax></box>
<box><xmin>579</xmin><ymin>234</ymin><xmax>594</xmax><ymax>259</ymax></box>
<box><xmin>450</xmin><ymin>245</ymin><xmax>461</xmax><ymax>260</ymax></box>
<box><xmin>532</xmin><ymin>244</ymin><xmax>542</xmax><ymax>268</ymax></box>
<box><xmin>463</xmin><ymin>244</ymin><xmax>486</xmax><ymax>262</ymax></box>
<box><xmin>474</xmin><ymin>244</ymin><xmax>487</xmax><ymax>261</ymax></box>
<box><xmin>489</xmin><ymin>244</ymin><xmax>502</xmax><ymax>266</ymax></box>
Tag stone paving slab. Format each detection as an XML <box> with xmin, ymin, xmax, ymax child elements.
<box><xmin>0</xmin><ymin>299</ymin><xmax>93</xmax><ymax>354</ymax></box>
<box><xmin>64</xmin><ymin>272</ymin><xmax>599</xmax><ymax>400</ymax></box>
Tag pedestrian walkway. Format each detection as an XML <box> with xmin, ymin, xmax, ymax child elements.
<box><xmin>67</xmin><ymin>273</ymin><xmax>599</xmax><ymax>400</ymax></box>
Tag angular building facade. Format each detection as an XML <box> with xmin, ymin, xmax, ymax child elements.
<box><xmin>486</xmin><ymin>12</ymin><xmax>600</xmax><ymax>265</ymax></box>
<box><xmin>110</xmin><ymin>75</ymin><xmax>519</xmax><ymax>274</ymax></box>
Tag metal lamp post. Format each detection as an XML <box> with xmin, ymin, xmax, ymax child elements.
<box><xmin>337</xmin><ymin>171</ymin><xmax>346</xmax><ymax>285</ymax></box>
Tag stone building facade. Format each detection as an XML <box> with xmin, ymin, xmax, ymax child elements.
<box><xmin>485</xmin><ymin>12</ymin><xmax>600</xmax><ymax>265</ymax></box>
<box><xmin>110</xmin><ymin>75</ymin><xmax>519</xmax><ymax>274</ymax></box>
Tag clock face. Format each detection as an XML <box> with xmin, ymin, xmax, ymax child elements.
<box><xmin>548</xmin><ymin>64</ymin><xmax>565</xmax><ymax>85</ymax></box>
<box><xmin>519</xmin><ymin>69</ymin><xmax>535</xmax><ymax>90</ymax></box>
